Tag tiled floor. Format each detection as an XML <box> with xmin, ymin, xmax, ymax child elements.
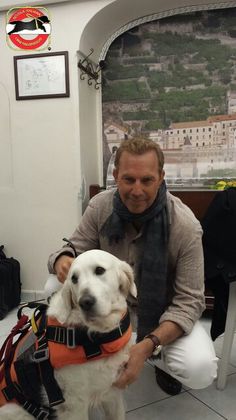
<box><xmin>0</xmin><ymin>310</ymin><xmax>236</xmax><ymax>419</ymax></box>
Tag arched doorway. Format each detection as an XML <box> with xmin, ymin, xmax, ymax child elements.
<box><xmin>78</xmin><ymin>0</ymin><xmax>236</xmax><ymax>205</ymax></box>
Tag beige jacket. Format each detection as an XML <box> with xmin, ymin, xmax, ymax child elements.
<box><xmin>48</xmin><ymin>189</ymin><xmax>205</xmax><ymax>334</ymax></box>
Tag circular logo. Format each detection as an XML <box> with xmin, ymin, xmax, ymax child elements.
<box><xmin>7</xmin><ymin>7</ymin><xmax>51</xmax><ymax>50</ymax></box>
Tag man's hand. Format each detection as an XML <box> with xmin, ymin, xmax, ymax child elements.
<box><xmin>114</xmin><ymin>339</ymin><xmax>153</xmax><ymax>389</ymax></box>
<box><xmin>54</xmin><ymin>255</ymin><xmax>74</xmax><ymax>283</ymax></box>
<box><xmin>113</xmin><ymin>321</ymin><xmax>184</xmax><ymax>389</ymax></box>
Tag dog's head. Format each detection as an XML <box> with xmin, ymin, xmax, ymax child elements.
<box><xmin>49</xmin><ymin>250</ymin><xmax>137</xmax><ymax>332</ymax></box>
<box><xmin>38</xmin><ymin>15</ymin><xmax>50</xmax><ymax>23</ymax></box>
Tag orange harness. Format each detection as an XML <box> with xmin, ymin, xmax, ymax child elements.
<box><xmin>0</xmin><ymin>304</ymin><xmax>131</xmax><ymax>419</ymax></box>
<box><xmin>46</xmin><ymin>315</ymin><xmax>132</xmax><ymax>369</ymax></box>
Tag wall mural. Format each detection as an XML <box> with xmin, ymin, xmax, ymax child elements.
<box><xmin>102</xmin><ymin>8</ymin><xmax>236</xmax><ymax>190</ymax></box>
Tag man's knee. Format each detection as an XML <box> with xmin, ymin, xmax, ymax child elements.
<box><xmin>165</xmin><ymin>350</ymin><xmax>218</xmax><ymax>389</ymax></box>
<box><xmin>182</xmin><ymin>354</ymin><xmax>218</xmax><ymax>388</ymax></box>
<box><xmin>162</xmin><ymin>322</ymin><xmax>218</xmax><ymax>389</ymax></box>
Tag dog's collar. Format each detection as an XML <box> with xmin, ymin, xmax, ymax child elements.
<box><xmin>46</xmin><ymin>311</ymin><xmax>131</xmax><ymax>353</ymax></box>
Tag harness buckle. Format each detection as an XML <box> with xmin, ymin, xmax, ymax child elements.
<box><xmin>36</xmin><ymin>408</ymin><xmax>50</xmax><ymax>420</ymax></box>
<box><xmin>23</xmin><ymin>401</ymin><xmax>49</xmax><ymax>419</ymax></box>
<box><xmin>54</xmin><ymin>326</ymin><xmax>66</xmax><ymax>344</ymax></box>
<box><xmin>32</xmin><ymin>347</ymin><xmax>49</xmax><ymax>363</ymax></box>
<box><xmin>118</xmin><ymin>323</ymin><xmax>123</xmax><ymax>337</ymax></box>
<box><xmin>67</xmin><ymin>327</ymin><xmax>76</xmax><ymax>348</ymax></box>
<box><xmin>2</xmin><ymin>382</ymin><xmax>22</xmax><ymax>401</ymax></box>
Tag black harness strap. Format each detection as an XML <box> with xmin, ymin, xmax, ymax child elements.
<box><xmin>0</xmin><ymin>305</ymin><xmax>49</xmax><ymax>419</ymax></box>
<box><xmin>46</xmin><ymin>311</ymin><xmax>130</xmax><ymax>359</ymax></box>
<box><xmin>14</xmin><ymin>358</ymin><xmax>40</xmax><ymax>399</ymax></box>
<box><xmin>1</xmin><ymin>303</ymin><xmax>64</xmax><ymax>417</ymax></box>
<box><xmin>31</xmin><ymin>311</ymin><xmax>65</xmax><ymax>407</ymax></box>
<box><xmin>3</xmin><ymin>367</ymin><xmax>49</xmax><ymax>420</ymax></box>
<box><xmin>3</xmin><ymin>388</ymin><xmax>49</xmax><ymax>419</ymax></box>
<box><xmin>33</xmin><ymin>335</ymin><xmax>65</xmax><ymax>407</ymax></box>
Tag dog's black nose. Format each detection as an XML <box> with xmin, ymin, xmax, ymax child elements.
<box><xmin>79</xmin><ymin>294</ymin><xmax>96</xmax><ymax>311</ymax></box>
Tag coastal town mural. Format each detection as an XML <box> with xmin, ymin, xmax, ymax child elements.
<box><xmin>102</xmin><ymin>8</ymin><xmax>236</xmax><ymax>189</ymax></box>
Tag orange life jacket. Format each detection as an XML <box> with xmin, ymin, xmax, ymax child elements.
<box><xmin>0</xmin><ymin>305</ymin><xmax>131</xmax><ymax>418</ymax></box>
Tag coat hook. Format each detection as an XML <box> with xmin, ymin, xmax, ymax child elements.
<box><xmin>78</xmin><ymin>49</ymin><xmax>105</xmax><ymax>89</ymax></box>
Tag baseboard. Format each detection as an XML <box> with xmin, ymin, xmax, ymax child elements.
<box><xmin>21</xmin><ymin>289</ymin><xmax>45</xmax><ymax>303</ymax></box>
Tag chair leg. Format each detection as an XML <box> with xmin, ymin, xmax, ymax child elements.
<box><xmin>217</xmin><ymin>282</ymin><xmax>236</xmax><ymax>390</ymax></box>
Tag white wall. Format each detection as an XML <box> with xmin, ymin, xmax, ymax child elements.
<box><xmin>0</xmin><ymin>0</ymin><xmax>110</xmax><ymax>292</ymax></box>
<box><xmin>0</xmin><ymin>0</ymin><xmax>233</xmax><ymax>295</ymax></box>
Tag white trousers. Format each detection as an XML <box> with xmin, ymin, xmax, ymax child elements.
<box><xmin>45</xmin><ymin>275</ymin><xmax>218</xmax><ymax>389</ymax></box>
<box><xmin>145</xmin><ymin>321</ymin><xmax>218</xmax><ymax>389</ymax></box>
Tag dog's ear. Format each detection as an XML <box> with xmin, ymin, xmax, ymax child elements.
<box><xmin>55</xmin><ymin>280</ymin><xmax>74</xmax><ymax>324</ymax></box>
<box><xmin>118</xmin><ymin>261</ymin><xmax>137</xmax><ymax>298</ymax></box>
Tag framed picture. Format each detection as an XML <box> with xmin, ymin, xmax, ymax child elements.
<box><xmin>14</xmin><ymin>51</ymin><xmax>70</xmax><ymax>100</ymax></box>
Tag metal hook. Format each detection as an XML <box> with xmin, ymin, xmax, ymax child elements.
<box><xmin>77</xmin><ymin>49</ymin><xmax>103</xmax><ymax>89</ymax></box>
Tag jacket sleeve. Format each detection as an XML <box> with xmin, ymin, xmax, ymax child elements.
<box><xmin>159</xmin><ymin>220</ymin><xmax>205</xmax><ymax>335</ymax></box>
<box><xmin>47</xmin><ymin>199</ymin><xmax>100</xmax><ymax>273</ymax></box>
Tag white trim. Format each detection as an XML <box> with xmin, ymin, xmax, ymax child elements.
<box><xmin>0</xmin><ymin>0</ymin><xmax>69</xmax><ymax>12</ymax></box>
<box><xmin>99</xmin><ymin>1</ymin><xmax>236</xmax><ymax>60</ymax></box>
<box><xmin>21</xmin><ymin>289</ymin><xmax>45</xmax><ymax>303</ymax></box>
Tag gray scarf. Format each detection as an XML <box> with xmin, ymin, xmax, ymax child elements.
<box><xmin>101</xmin><ymin>181</ymin><xmax>169</xmax><ymax>341</ymax></box>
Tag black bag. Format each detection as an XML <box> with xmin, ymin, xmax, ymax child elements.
<box><xmin>202</xmin><ymin>187</ymin><xmax>236</xmax><ymax>340</ymax></box>
<box><xmin>0</xmin><ymin>245</ymin><xmax>21</xmax><ymax>320</ymax></box>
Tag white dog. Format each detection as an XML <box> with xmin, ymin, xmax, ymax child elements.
<box><xmin>0</xmin><ymin>250</ymin><xmax>137</xmax><ymax>420</ymax></box>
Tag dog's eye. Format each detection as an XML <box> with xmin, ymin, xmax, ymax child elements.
<box><xmin>95</xmin><ymin>266</ymin><xmax>105</xmax><ymax>275</ymax></box>
<box><xmin>71</xmin><ymin>274</ymin><xmax>78</xmax><ymax>284</ymax></box>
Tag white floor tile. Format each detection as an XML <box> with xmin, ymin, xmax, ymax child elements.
<box><xmin>189</xmin><ymin>373</ymin><xmax>236</xmax><ymax>420</ymax></box>
<box><xmin>0</xmin><ymin>335</ymin><xmax>7</xmax><ymax>347</ymax></box>
<box><xmin>0</xmin><ymin>308</ymin><xmax>18</xmax><ymax>335</ymax></box>
<box><xmin>126</xmin><ymin>391</ymin><xmax>225</xmax><ymax>420</ymax></box>
<box><xmin>124</xmin><ymin>362</ymin><xmax>170</xmax><ymax>412</ymax></box>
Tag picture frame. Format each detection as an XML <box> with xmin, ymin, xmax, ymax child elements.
<box><xmin>13</xmin><ymin>51</ymin><xmax>70</xmax><ymax>100</ymax></box>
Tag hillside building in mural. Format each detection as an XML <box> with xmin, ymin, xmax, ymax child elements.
<box><xmin>157</xmin><ymin>114</ymin><xmax>236</xmax><ymax>184</ymax></box>
<box><xmin>105</xmin><ymin>113</ymin><xmax>236</xmax><ymax>188</ymax></box>
<box><xmin>104</xmin><ymin>123</ymin><xmax>128</xmax><ymax>152</ymax></box>
<box><xmin>102</xmin><ymin>8</ymin><xmax>236</xmax><ymax>189</ymax></box>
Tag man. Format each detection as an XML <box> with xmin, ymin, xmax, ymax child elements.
<box><xmin>47</xmin><ymin>138</ymin><xmax>217</xmax><ymax>395</ymax></box>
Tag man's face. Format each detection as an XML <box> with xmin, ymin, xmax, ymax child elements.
<box><xmin>113</xmin><ymin>150</ymin><xmax>164</xmax><ymax>214</ymax></box>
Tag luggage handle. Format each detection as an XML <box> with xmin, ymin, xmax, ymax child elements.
<box><xmin>0</xmin><ymin>245</ymin><xmax>6</xmax><ymax>259</ymax></box>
